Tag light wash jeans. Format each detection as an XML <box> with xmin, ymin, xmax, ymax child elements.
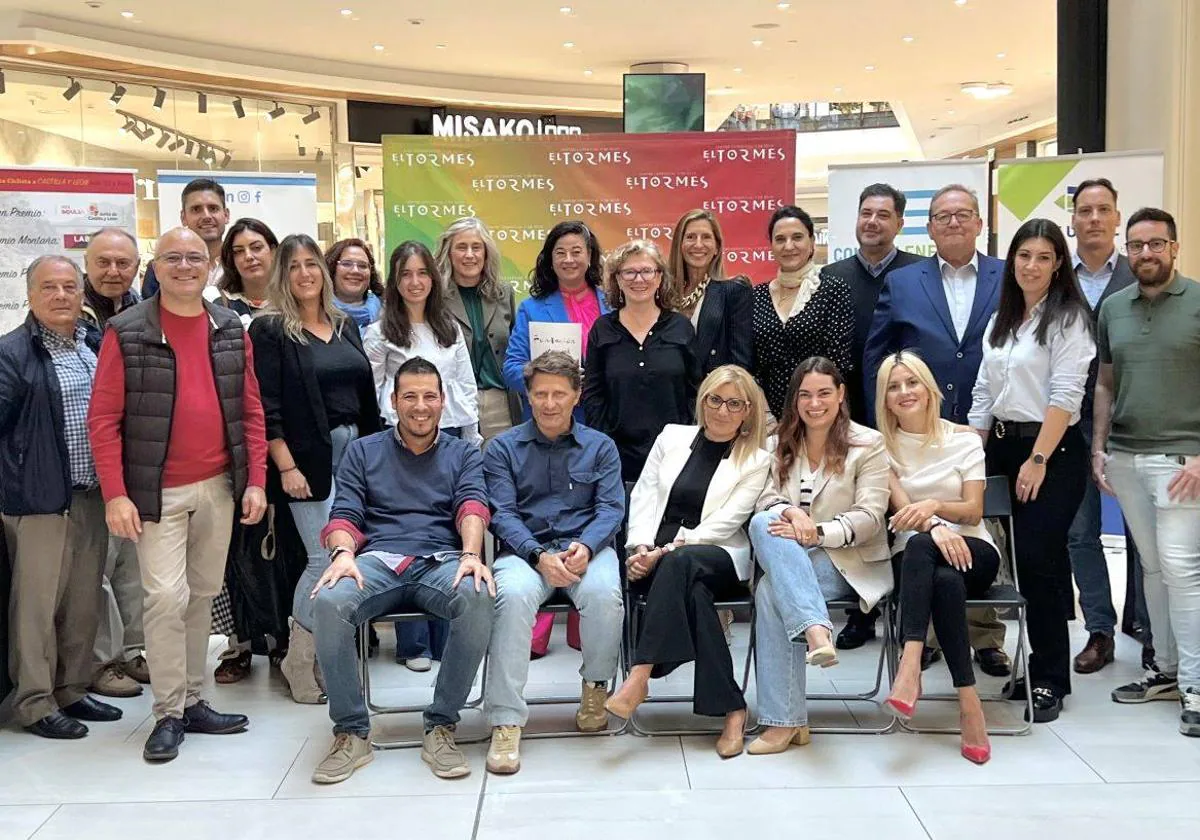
<box><xmin>290</xmin><ymin>424</ymin><xmax>356</xmax><ymax>630</ymax></box>
<box><xmin>749</xmin><ymin>509</ymin><xmax>853</xmax><ymax>727</ymax></box>
<box><xmin>311</xmin><ymin>552</ymin><xmax>494</xmax><ymax>736</ymax></box>
<box><xmin>1106</xmin><ymin>452</ymin><xmax>1200</xmax><ymax>691</ymax></box>
<box><xmin>484</xmin><ymin>547</ymin><xmax>623</xmax><ymax>726</ymax></box>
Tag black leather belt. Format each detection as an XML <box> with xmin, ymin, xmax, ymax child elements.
<box><xmin>992</xmin><ymin>420</ymin><xmax>1042</xmax><ymax>439</ymax></box>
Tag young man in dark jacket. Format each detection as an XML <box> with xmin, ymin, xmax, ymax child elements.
<box><xmin>0</xmin><ymin>255</ymin><xmax>121</xmax><ymax>739</ymax></box>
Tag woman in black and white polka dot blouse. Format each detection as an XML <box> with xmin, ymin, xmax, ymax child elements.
<box><xmin>752</xmin><ymin>206</ymin><xmax>855</xmax><ymax>421</ymax></box>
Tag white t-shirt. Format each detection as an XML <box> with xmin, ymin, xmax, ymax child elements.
<box><xmin>889</xmin><ymin>419</ymin><xmax>995</xmax><ymax>555</ymax></box>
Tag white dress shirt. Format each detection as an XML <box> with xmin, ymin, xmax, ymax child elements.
<box><xmin>1073</xmin><ymin>249</ymin><xmax>1118</xmax><ymax>310</ymax></box>
<box><xmin>968</xmin><ymin>300</ymin><xmax>1096</xmax><ymax>429</ymax></box>
<box><xmin>363</xmin><ymin>320</ymin><xmax>481</xmax><ymax>444</ymax></box>
<box><xmin>937</xmin><ymin>253</ymin><xmax>979</xmax><ymax>342</ymax></box>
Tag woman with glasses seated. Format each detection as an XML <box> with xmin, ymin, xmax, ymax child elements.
<box><xmin>582</xmin><ymin>240</ymin><xmax>702</xmax><ymax>482</ymax></box>
<box><xmin>605</xmin><ymin>365</ymin><xmax>770</xmax><ymax>757</ymax></box>
<box><xmin>326</xmin><ymin>239</ymin><xmax>385</xmax><ymax>336</ymax></box>
<box><xmin>877</xmin><ymin>350</ymin><xmax>1000</xmax><ymax>765</ymax></box>
<box><xmin>747</xmin><ymin>356</ymin><xmax>890</xmax><ymax>754</ymax></box>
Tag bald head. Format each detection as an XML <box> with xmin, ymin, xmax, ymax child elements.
<box><xmin>156</xmin><ymin>226</ymin><xmax>207</xmax><ymax>257</ymax></box>
<box><xmin>85</xmin><ymin>228</ymin><xmax>140</xmax><ymax>300</ymax></box>
<box><xmin>154</xmin><ymin>226</ymin><xmax>212</xmax><ymax>303</ymax></box>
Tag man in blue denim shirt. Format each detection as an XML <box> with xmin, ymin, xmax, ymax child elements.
<box><xmin>482</xmin><ymin>351</ymin><xmax>625</xmax><ymax>774</ymax></box>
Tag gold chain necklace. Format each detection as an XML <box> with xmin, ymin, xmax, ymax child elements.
<box><xmin>678</xmin><ymin>276</ymin><xmax>711</xmax><ymax>311</ymax></box>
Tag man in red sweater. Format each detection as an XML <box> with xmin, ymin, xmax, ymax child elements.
<box><xmin>88</xmin><ymin>227</ymin><xmax>268</xmax><ymax>763</ymax></box>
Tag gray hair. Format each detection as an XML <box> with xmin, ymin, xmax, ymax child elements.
<box><xmin>523</xmin><ymin>350</ymin><xmax>581</xmax><ymax>392</ymax></box>
<box><xmin>435</xmin><ymin>217</ymin><xmax>505</xmax><ymax>302</ymax></box>
<box><xmin>89</xmin><ymin>227</ymin><xmax>139</xmax><ymax>248</ymax></box>
<box><xmin>928</xmin><ymin>183</ymin><xmax>981</xmax><ymax>220</ymax></box>
<box><xmin>25</xmin><ymin>255</ymin><xmax>82</xmax><ymax>290</ymax></box>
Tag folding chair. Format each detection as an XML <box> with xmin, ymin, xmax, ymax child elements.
<box><xmin>357</xmin><ymin>609</ymin><xmax>491</xmax><ymax>750</ymax></box>
<box><xmin>806</xmin><ymin>594</ymin><xmax>899</xmax><ymax>735</ymax></box>
<box><xmin>897</xmin><ymin>474</ymin><xmax>1034</xmax><ymax>736</ymax></box>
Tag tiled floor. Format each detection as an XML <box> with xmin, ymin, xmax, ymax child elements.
<box><xmin>2</xmin><ymin>547</ymin><xmax>1198</xmax><ymax>838</ymax></box>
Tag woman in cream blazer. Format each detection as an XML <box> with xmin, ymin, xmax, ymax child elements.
<box><xmin>747</xmin><ymin>356</ymin><xmax>890</xmax><ymax>754</ymax></box>
<box><xmin>605</xmin><ymin>366</ymin><xmax>771</xmax><ymax>759</ymax></box>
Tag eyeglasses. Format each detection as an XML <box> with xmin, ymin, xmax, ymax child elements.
<box><xmin>704</xmin><ymin>394</ymin><xmax>748</xmax><ymax>413</ymax></box>
<box><xmin>617</xmin><ymin>267</ymin><xmax>662</xmax><ymax>281</ymax></box>
<box><xmin>337</xmin><ymin>260</ymin><xmax>371</xmax><ymax>272</ymax></box>
<box><xmin>930</xmin><ymin>210</ymin><xmax>977</xmax><ymax>226</ymax></box>
<box><xmin>1126</xmin><ymin>238</ymin><xmax>1173</xmax><ymax>254</ymax></box>
<box><xmin>158</xmin><ymin>253</ymin><xmax>208</xmax><ymax>267</ymax></box>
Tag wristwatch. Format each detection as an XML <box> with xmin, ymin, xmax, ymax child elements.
<box><xmin>528</xmin><ymin>546</ymin><xmax>546</xmax><ymax>565</ymax></box>
<box><xmin>1032</xmin><ymin>451</ymin><xmax>1047</xmax><ymax>466</ymax></box>
<box><xmin>328</xmin><ymin>545</ymin><xmax>353</xmax><ymax>562</ymax></box>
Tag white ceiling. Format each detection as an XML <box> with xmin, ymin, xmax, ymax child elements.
<box><xmin>0</xmin><ymin>0</ymin><xmax>1058</xmax><ymax>157</ymax></box>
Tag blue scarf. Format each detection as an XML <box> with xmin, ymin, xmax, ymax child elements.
<box><xmin>334</xmin><ymin>292</ymin><xmax>382</xmax><ymax>335</ymax></box>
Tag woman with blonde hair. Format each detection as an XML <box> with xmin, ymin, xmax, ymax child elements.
<box><xmin>583</xmin><ymin>239</ymin><xmax>702</xmax><ymax>481</ymax></box>
<box><xmin>249</xmin><ymin>234</ymin><xmax>381</xmax><ymax>701</ymax></box>
<box><xmin>605</xmin><ymin>365</ymin><xmax>771</xmax><ymax>757</ymax></box>
<box><xmin>877</xmin><ymin>350</ymin><xmax>1000</xmax><ymax>764</ymax></box>
<box><xmin>668</xmin><ymin>209</ymin><xmax>754</xmax><ymax>375</ymax></box>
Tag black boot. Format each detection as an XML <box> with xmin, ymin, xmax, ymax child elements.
<box><xmin>835</xmin><ymin>607</ymin><xmax>879</xmax><ymax>650</ymax></box>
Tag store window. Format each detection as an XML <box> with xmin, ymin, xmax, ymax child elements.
<box><xmin>0</xmin><ymin>66</ymin><xmax>339</xmax><ymax>252</ymax></box>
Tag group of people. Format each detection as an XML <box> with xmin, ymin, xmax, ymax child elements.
<box><xmin>2</xmin><ymin>173</ymin><xmax>1196</xmax><ymax>786</ymax></box>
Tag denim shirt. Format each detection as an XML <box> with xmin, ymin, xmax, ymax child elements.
<box><xmin>483</xmin><ymin>419</ymin><xmax>625</xmax><ymax>561</ymax></box>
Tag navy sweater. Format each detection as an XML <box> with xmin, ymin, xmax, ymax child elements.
<box><xmin>326</xmin><ymin>430</ymin><xmax>488</xmax><ymax>557</ymax></box>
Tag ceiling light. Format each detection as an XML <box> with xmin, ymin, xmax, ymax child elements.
<box><xmin>120</xmin><ymin>10</ymin><xmax>134</xmax><ymax>17</ymax></box>
<box><xmin>833</xmin><ymin>86</ymin><xmax>843</xmax><ymax>93</ymax></box>
<box><xmin>373</xmin><ymin>43</ymin><xmax>384</xmax><ymax>51</ymax></box>
<box><xmin>184</xmin><ymin>139</ymin><xmax>194</xmax><ymax>155</ymax></box>
<box><xmin>266</xmin><ymin>102</ymin><xmax>285</xmax><ymax>120</ymax></box>
<box><xmin>156</xmin><ymin>132</ymin><xmax>170</xmax><ymax>148</ymax></box>
<box><xmin>296</xmin><ymin>136</ymin><xmax>307</xmax><ymax>157</ymax></box>
<box><xmin>108</xmin><ymin>83</ymin><xmax>126</xmax><ymax>107</ymax></box>
<box><xmin>583</xmin><ymin>68</ymin><xmax>593</xmax><ymax>76</ymax></box>
<box><xmin>302</xmin><ymin>106</ymin><xmax>321</xmax><ymax>124</ymax></box>
<box><xmin>315</xmin><ymin>148</ymin><xmax>325</xmax><ymax>162</ymax></box>
<box><xmin>232</xmin><ymin>97</ymin><xmax>245</xmax><ymax>118</ymax></box>
<box><xmin>902</xmin><ymin>35</ymin><xmax>915</xmax><ymax>43</ymax></box>
<box><xmin>340</xmin><ymin>8</ymin><xmax>353</xmax><ymax>14</ymax></box>
<box><xmin>559</xmin><ymin>5</ymin><xmax>572</xmax><ymax>12</ymax></box>
<box><xmin>751</xmin><ymin>38</ymin><xmax>763</xmax><ymax>46</ymax></box>
<box><xmin>118</xmin><ymin>119</ymin><xmax>132</xmax><ymax>135</ymax></box>
<box><xmin>777</xmin><ymin>1</ymin><xmax>791</xmax><ymax>8</ymax></box>
<box><xmin>221</xmin><ymin>151</ymin><xmax>232</xmax><ymax>169</ymax></box>
<box><xmin>137</xmin><ymin>123</ymin><xmax>154</xmax><ymax>141</ymax></box>
<box><xmin>563</xmin><ymin>41</ymin><xmax>574</xmax><ymax>48</ymax></box>
<box><xmin>955</xmin><ymin>0</ymin><xmax>967</xmax><ymax>5</ymax></box>
<box><xmin>197</xmin><ymin>91</ymin><xmax>207</xmax><ymax>113</ymax></box>
<box><xmin>960</xmin><ymin>81</ymin><xmax>1013</xmax><ymax>99</ymax></box>
<box><xmin>152</xmin><ymin>87</ymin><xmax>165</xmax><ymax>110</ymax></box>
<box><xmin>996</xmin><ymin>51</ymin><xmax>1006</xmax><ymax>59</ymax></box>
<box><xmin>62</xmin><ymin>77</ymin><xmax>82</xmax><ymax>100</ymax></box>
<box><xmin>169</xmin><ymin>137</ymin><xmax>184</xmax><ymax>151</ymax></box>
<box><xmin>435</xmin><ymin>42</ymin><xmax>447</xmax><ymax>49</ymax></box>
<box><xmin>733</xmin><ymin>67</ymin><xmax>743</xmax><ymax>73</ymax></box>
<box><xmin>865</xmin><ymin>64</ymin><xmax>876</xmax><ymax>71</ymax></box>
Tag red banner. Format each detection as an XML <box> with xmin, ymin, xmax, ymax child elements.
<box><xmin>0</xmin><ymin>169</ymin><xmax>137</xmax><ymax>194</ymax></box>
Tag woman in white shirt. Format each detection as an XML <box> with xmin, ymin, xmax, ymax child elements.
<box><xmin>746</xmin><ymin>356</ymin><xmax>891</xmax><ymax>754</ymax></box>
<box><xmin>969</xmin><ymin>218</ymin><xmax>1095</xmax><ymax>723</ymax></box>
<box><xmin>363</xmin><ymin>240</ymin><xmax>480</xmax><ymax>669</ymax></box>
<box><xmin>878</xmin><ymin>350</ymin><xmax>1000</xmax><ymax>765</ymax></box>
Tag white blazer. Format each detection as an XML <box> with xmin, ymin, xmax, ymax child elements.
<box><xmin>626</xmin><ymin>424</ymin><xmax>772</xmax><ymax>581</ymax></box>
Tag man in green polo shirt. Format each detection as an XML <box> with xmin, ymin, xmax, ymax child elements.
<box><xmin>1092</xmin><ymin>206</ymin><xmax>1200</xmax><ymax>738</ymax></box>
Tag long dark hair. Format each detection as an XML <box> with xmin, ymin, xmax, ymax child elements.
<box><xmin>381</xmin><ymin>240</ymin><xmax>457</xmax><ymax>349</ymax></box>
<box><xmin>219</xmin><ymin>217</ymin><xmax>278</xmax><ymax>295</ymax></box>
<box><xmin>776</xmin><ymin>356</ymin><xmax>853</xmax><ymax>483</ymax></box>
<box><xmin>528</xmin><ymin>220</ymin><xmax>603</xmax><ymax>299</ymax></box>
<box><xmin>989</xmin><ymin>218</ymin><xmax>1092</xmax><ymax>348</ymax></box>
<box><xmin>326</xmin><ymin>238</ymin><xmax>385</xmax><ymax>300</ymax></box>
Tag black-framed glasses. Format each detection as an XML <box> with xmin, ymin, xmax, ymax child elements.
<box><xmin>618</xmin><ymin>267</ymin><xmax>662</xmax><ymax>281</ymax></box>
<box><xmin>1126</xmin><ymin>238</ymin><xmax>1173</xmax><ymax>254</ymax></box>
<box><xmin>704</xmin><ymin>394</ymin><xmax>748</xmax><ymax>413</ymax></box>
<box><xmin>930</xmin><ymin>210</ymin><xmax>977</xmax><ymax>226</ymax></box>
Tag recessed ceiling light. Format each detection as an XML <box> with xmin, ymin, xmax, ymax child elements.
<box><xmin>960</xmin><ymin>81</ymin><xmax>1013</xmax><ymax>99</ymax></box>
<box><xmin>777</xmin><ymin>1</ymin><xmax>791</xmax><ymax>8</ymax></box>
<box><xmin>865</xmin><ymin>64</ymin><xmax>876</xmax><ymax>71</ymax></box>
<box><xmin>373</xmin><ymin>43</ymin><xmax>384</xmax><ymax>50</ymax></box>
<box><xmin>563</xmin><ymin>41</ymin><xmax>574</xmax><ymax>48</ymax></box>
<box><xmin>733</xmin><ymin>67</ymin><xmax>743</xmax><ymax>73</ymax></box>
<box><xmin>902</xmin><ymin>35</ymin><xmax>915</xmax><ymax>43</ymax></box>
<box><xmin>751</xmin><ymin>38</ymin><xmax>763</xmax><ymax>46</ymax></box>
<box><xmin>752</xmin><ymin>22</ymin><xmax>780</xmax><ymax>29</ymax></box>
<box><xmin>560</xmin><ymin>5</ymin><xmax>572</xmax><ymax>12</ymax></box>
<box><xmin>955</xmin><ymin>0</ymin><xmax>967</xmax><ymax>5</ymax></box>
<box><xmin>947</xmin><ymin>109</ymin><xmax>956</xmax><ymax>115</ymax></box>
<box><xmin>339</xmin><ymin>8</ymin><xmax>353</xmax><ymax>14</ymax></box>
<box><xmin>583</xmin><ymin>68</ymin><xmax>593</xmax><ymax>76</ymax></box>
<box><xmin>120</xmin><ymin>10</ymin><xmax>134</xmax><ymax>18</ymax></box>
<box><xmin>435</xmin><ymin>43</ymin><xmax>447</xmax><ymax>49</ymax></box>
<box><xmin>833</xmin><ymin>86</ymin><xmax>843</xmax><ymax>93</ymax></box>
<box><xmin>996</xmin><ymin>51</ymin><xmax>1006</xmax><ymax>59</ymax></box>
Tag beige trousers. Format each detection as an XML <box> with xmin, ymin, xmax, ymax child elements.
<box><xmin>93</xmin><ymin>535</ymin><xmax>144</xmax><ymax>666</ymax></box>
<box><xmin>136</xmin><ymin>474</ymin><xmax>234</xmax><ymax>720</ymax></box>
<box><xmin>4</xmin><ymin>489</ymin><xmax>107</xmax><ymax>725</ymax></box>
<box><xmin>479</xmin><ymin>387</ymin><xmax>515</xmax><ymax>444</ymax></box>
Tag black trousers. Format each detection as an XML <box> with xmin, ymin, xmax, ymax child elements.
<box><xmin>632</xmin><ymin>545</ymin><xmax>746</xmax><ymax>717</ymax></box>
<box><xmin>893</xmin><ymin>533</ymin><xmax>1000</xmax><ymax>687</ymax></box>
<box><xmin>986</xmin><ymin>424</ymin><xmax>1088</xmax><ymax>696</ymax></box>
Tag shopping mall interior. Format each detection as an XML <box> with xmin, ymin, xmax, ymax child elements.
<box><xmin>0</xmin><ymin>1</ymin><xmax>1198</xmax><ymax>837</ymax></box>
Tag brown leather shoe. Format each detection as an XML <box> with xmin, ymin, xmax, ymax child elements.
<box><xmin>1073</xmin><ymin>632</ymin><xmax>1115</xmax><ymax>674</ymax></box>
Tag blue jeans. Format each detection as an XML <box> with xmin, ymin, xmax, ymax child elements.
<box><xmin>1068</xmin><ymin>424</ymin><xmax>1119</xmax><ymax>636</ymax></box>
<box><xmin>484</xmin><ymin>547</ymin><xmax>623</xmax><ymax>726</ymax></box>
<box><xmin>289</xmin><ymin>424</ymin><xmax>356</xmax><ymax>630</ymax></box>
<box><xmin>750</xmin><ymin>510</ymin><xmax>851</xmax><ymax>727</ymax></box>
<box><xmin>311</xmin><ymin>552</ymin><xmax>494</xmax><ymax>736</ymax></box>
<box><xmin>395</xmin><ymin>618</ymin><xmax>449</xmax><ymax>661</ymax></box>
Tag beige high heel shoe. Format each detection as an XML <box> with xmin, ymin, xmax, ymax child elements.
<box><xmin>746</xmin><ymin>725</ymin><xmax>811</xmax><ymax>754</ymax></box>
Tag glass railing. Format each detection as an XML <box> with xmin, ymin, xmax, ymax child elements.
<box><xmin>718</xmin><ymin>102</ymin><xmax>899</xmax><ymax>133</ymax></box>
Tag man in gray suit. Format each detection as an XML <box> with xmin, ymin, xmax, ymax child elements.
<box><xmin>1067</xmin><ymin>178</ymin><xmax>1149</xmax><ymax>673</ymax></box>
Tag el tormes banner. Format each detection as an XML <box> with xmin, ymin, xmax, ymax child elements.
<box><xmin>382</xmin><ymin>131</ymin><xmax>797</xmax><ymax>294</ymax></box>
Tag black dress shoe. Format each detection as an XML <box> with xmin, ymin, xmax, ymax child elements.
<box><xmin>974</xmin><ymin>647</ymin><xmax>1012</xmax><ymax>677</ymax></box>
<box><xmin>920</xmin><ymin>648</ymin><xmax>943</xmax><ymax>671</ymax></box>
<box><xmin>144</xmin><ymin>717</ymin><xmax>186</xmax><ymax>762</ymax></box>
<box><xmin>182</xmin><ymin>700</ymin><xmax>249</xmax><ymax>734</ymax></box>
<box><xmin>62</xmin><ymin>695</ymin><xmax>123</xmax><ymax>722</ymax></box>
<box><xmin>1003</xmin><ymin>676</ymin><xmax>1028</xmax><ymax>698</ymax></box>
<box><xmin>25</xmin><ymin>711</ymin><xmax>88</xmax><ymax>740</ymax></box>
<box><xmin>835</xmin><ymin>609</ymin><xmax>878</xmax><ymax>650</ymax></box>
<box><xmin>1025</xmin><ymin>687</ymin><xmax>1063</xmax><ymax>723</ymax></box>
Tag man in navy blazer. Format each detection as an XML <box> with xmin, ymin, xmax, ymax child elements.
<box><xmin>862</xmin><ymin>183</ymin><xmax>1009</xmax><ymax>675</ymax></box>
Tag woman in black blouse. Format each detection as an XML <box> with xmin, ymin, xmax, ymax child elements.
<box><xmin>668</xmin><ymin>209</ymin><xmax>754</xmax><ymax>375</ymax></box>
<box><xmin>249</xmin><ymin>234</ymin><xmax>381</xmax><ymax>703</ymax></box>
<box><xmin>582</xmin><ymin>240</ymin><xmax>702</xmax><ymax>481</ymax></box>
<box><xmin>753</xmin><ymin>206</ymin><xmax>855</xmax><ymax>421</ymax></box>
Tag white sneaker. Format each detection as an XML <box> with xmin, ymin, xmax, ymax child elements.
<box><xmin>403</xmin><ymin>656</ymin><xmax>433</xmax><ymax>672</ymax></box>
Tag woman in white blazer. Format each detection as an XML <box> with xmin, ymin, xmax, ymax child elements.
<box><xmin>605</xmin><ymin>365</ymin><xmax>771</xmax><ymax>758</ymax></box>
<box><xmin>747</xmin><ymin>356</ymin><xmax>890</xmax><ymax>754</ymax></box>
